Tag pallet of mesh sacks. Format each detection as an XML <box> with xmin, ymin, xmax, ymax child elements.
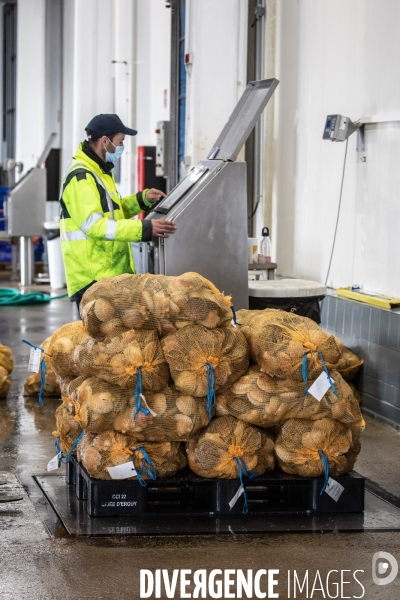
<box><xmin>47</xmin><ymin>276</ymin><xmax>365</xmax><ymax>517</ymax></box>
<box><xmin>63</xmin><ymin>415</ymin><xmax>364</xmax><ymax>517</ymax></box>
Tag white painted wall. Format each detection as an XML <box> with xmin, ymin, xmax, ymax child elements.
<box><xmin>61</xmin><ymin>0</ymin><xmax>170</xmax><ymax>195</ymax></box>
<box><xmin>271</xmin><ymin>0</ymin><xmax>400</xmax><ymax>297</ymax></box>
<box><xmin>134</xmin><ymin>0</ymin><xmax>171</xmax><ymax>185</ymax></box>
<box><xmin>15</xmin><ymin>0</ymin><xmax>46</xmax><ymax>172</ymax></box>
<box><xmin>61</xmin><ymin>0</ymin><xmax>115</xmax><ymax>176</ymax></box>
<box><xmin>184</xmin><ymin>0</ymin><xmax>248</xmax><ymax>172</ymax></box>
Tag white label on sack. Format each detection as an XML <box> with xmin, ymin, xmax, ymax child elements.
<box><xmin>308</xmin><ymin>372</ymin><xmax>334</xmax><ymax>402</ymax></box>
<box><xmin>229</xmin><ymin>484</ymin><xmax>245</xmax><ymax>510</ymax></box>
<box><xmin>28</xmin><ymin>347</ymin><xmax>42</xmax><ymax>373</ymax></box>
<box><xmin>107</xmin><ymin>462</ymin><xmax>137</xmax><ymax>480</ymax></box>
<box><xmin>47</xmin><ymin>453</ymin><xmax>62</xmax><ymax>471</ymax></box>
<box><xmin>140</xmin><ymin>394</ymin><xmax>157</xmax><ymax>417</ymax></box>
<box><xmin>324</xmin><ymin>477</ymin><xmax>345</xmax><ymax>502</ymax></box>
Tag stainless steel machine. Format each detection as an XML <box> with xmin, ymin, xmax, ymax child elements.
<box><xmin>144</xmin><ymin>78</ymin><xmax>279</xmax><ymax>309</ymax></box>
<box><xmin>5</xmin><ymin>133</ymin><xmax>56</xmax><ymax>285</ymax></box>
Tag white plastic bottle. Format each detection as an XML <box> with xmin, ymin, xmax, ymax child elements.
<box><xmin>258</xmin><ymin>227</ymin><xmax>272</xmax><ymax>263</ymax></box>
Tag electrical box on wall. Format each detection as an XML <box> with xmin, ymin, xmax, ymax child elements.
<box><xmin>155</xmin><ymin>121</ymin><xmax>169</xmax><ymax>177</ymax></box>
<box><xmin>323</xmin><ymin>114</ymin><xmax>359</xmax><ymax>142</ymax></box>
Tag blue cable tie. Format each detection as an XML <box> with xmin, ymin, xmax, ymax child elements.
<box><xmin>205</xmin><ymin>362</ymin><xmax>216</xmax><ymax>425</ymax></box>
<box><xmin>55</xmin><ymin>431</ymin><xmax>84</xmax><ymax>466</ymax></box>
<box><xmin>302</xmin><ymin>353</ymin><xmax>309</xmax><ymax>396</ymax></box>
<box><xmin>133</xmin><ymin>367</ymin><xmax>150</xmax><ymax>419</ymax></box>
<box><xmin>319</xmin><ymin>450</ymin><xmax>330</xmax><ymax>495</ymax></box>
<box><xmin>132</xmin><ymin>445</ymin><xmax>157</xmax><ymax>487</ymax></box>
<box><xmin>231</xmin><ymin>305</ymin><xmax>238</xmax><ymax>326</ymax></box>
<box><xmin>233</xmin><ymin>456</ymin><xmax>258</xmax><ymax>514</ymax></box>
<box><xmin>317</xmin><ymin>351</ymin><xmax>339</xmax><ymax>397</ymax></box>
<box><xmin>22</xmin><ymin>339</ymin><xmax>45</xmax><ymax>406</ymax></box>
<box><xmin>302</xmin><ymin>351</ymin><xmax>338</xmax><ymax>398</ymax></box>
<box><xmin>54</xmin><ymin>436</ymin><xmax>63</xmax><ymax>468</ymax></box>
<box><xmin>38</xmin><ymin>359</ymin><xmax>46</xmax><ymax>407</ymax></box>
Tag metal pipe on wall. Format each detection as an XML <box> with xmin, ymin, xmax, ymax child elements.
<box><xmin>252</xmin><ymin>0</ymin><xmax>266</xmax><ymax>237</ymax></box>
<box><xmin>20</xmin><ymin>236</ymin><xmax>34</xmax><ymax>286</ymax></box>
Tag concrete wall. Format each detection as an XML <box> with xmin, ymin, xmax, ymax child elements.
<box><xmin>270</xmin><ymin>0</ymin><xmax>400</xmax><ymax>297</ymax></box>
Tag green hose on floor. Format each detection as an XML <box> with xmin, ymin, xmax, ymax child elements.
<box><xmin>0</xmin><ymin>288</ymin><xmax>68</xmax><ymax>306</ymax></box>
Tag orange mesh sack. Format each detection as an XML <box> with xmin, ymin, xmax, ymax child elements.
<box><xmin>24</xmin><ymin>336</ymin><xmax>61</xmax><ymax>397</ymax></box>
<box><xmin>80</xmin><ymin>272</ymin><xmax>233</xmax><ymax>339</ymax></box>
<box><xmin>241</xmin><ymin>310</ymin><xmax>342</xmax><ymax>381</ymax></box>
<box><xmin>25</xmin><ymin>371</ymin><xmax>60</xmax><ymax>397</ymax></box>
<box><xmin>74</xmin><ymin>329</ymin><xmax>169</xmax><ymax>391</ymax></box>
<box><xmin>71</xmin><ymin>378</ymin><xmax>211</xmax><ymax>442</ymax></box>
<box><xmin>216</xmin><ymin>366</ymin><xmax>364</xmax><ymax>427</ymax></box>
<box><xmin>46</xmin><ymin>321</ymin><xmax>90</xmax><ymax>378</ymax></box>
<box><xmin>53</xmin><ymin>399</ymin><xmax>83</xmax><ymax>455</ymax></box>
<box><xmin>162</xmin><ymin>325</ymin><xmax>249</xmax><ymax>396</ymax></box>
<box><xmin>236</xmin><ymin>308</ymin><xmax>276</xmax><ymax>327</ymax></box>
<box><xmin>274</xmin><ymin>417</ymin><xmax>362</xmax><ymax>477</ymax></box>
<box><xmin>77</xmin><ymin>431</ymin><xmax>187</xmax><ymax>480</ymax></box>
<box><xmin>0</xmin><ymin>366</ymin><xmax>10</xmax><ymax>398</ymax></box>
<box><xmin>186</xmin><ymin>416</ymin><xmax>275</xmax><ymax>479</ymax></box>
<box><xmin>335</xmin><ymin>345</ymin><xmax>364</xmax><ymax>381</ymax></box>
<box><xmin>0</xmin><ymin>343</ymin><xmax>14</xmax><ymax>374</ymax></box>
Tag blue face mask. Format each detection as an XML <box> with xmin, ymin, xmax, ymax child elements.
<box><xmin>105</xmin><ymin>139</ymin><xmax>124</xmax><ymax>164</ymax></box>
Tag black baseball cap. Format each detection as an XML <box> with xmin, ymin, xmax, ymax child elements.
<box><xmin>85</xmin><ymin>114</ymin><xmax>137</xmax><ymax>138</ymax></box>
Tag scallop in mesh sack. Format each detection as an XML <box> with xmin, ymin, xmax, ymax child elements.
<box><xmin>46</xmin><ymin>321</ymin><xmax>90</xmax><ymax>378</ymax></box>
<box><xmin>241</xmin><ymin>310</ymin><xmax>342</xmax><ymax>381</ymax></box>
<box><xmin>162</xmin><ymin>325</ymin><xmax>249</xmax><ymax>397</ymax></box>
<box><xmin>186</xmin><ymin>416</ymin><xmax>275</xmax><ymax>479</ymax></box>
<box><xmin>113</xmin><ymin>385</ymin><xmax>212</xmax><ymax>441</ymax></box>
<box><xmin>274</xmin><ymin>417</ymin><xmax>362</xmax><ymax>477</ymax></box>
<box><xmin>77</xmin><ymin>431</ymin><xmax>187</xmax><ymax>480</ymax></box>
<box><xmin>0</xmin><ymin>366</ymin><xmax>10</xmax><ymax>398</ymax></box>
<box><xmin>74</xmin><ymin>329</ymin><xmax>169</xmax><ymax>391</ymax></box>
<box><xmin>334</xmin><ymin>344</ymin><xmax>364</xmax><ymax>381</ymax></box>
<box><xmin>24</xmin><ymin>336</ymin><xmax>61</xmax><ymax>397</ymax></box>
<box><xmin>71</xmin><ymin>377</ymin><xmax>211</xmax><ymax>442</ymax></box>
<box><xmin>216</xmin><ymin>365</ymin><xmax>364</xmax><ymax>427</ymax></box>
<box><xmin>80</xmin><ymin>272</ymin><xmax>233</xmax><ymax>339</ymax></box>
<box><xmin>52</xmin><ymin>400</ymin><xmax>83</xmax><ymax>455</ymax></box>
<box><xmin>25</xmin><ymin>371</ymin><xmax>60</xmax><ymax>397</ymax></box>
<box><xmin>236</xmin><ymin>308</ymin><xmax>275</xmax><ymax>327</ymax></box>
<box><xmin>0</xmin><ymin>343</ymin><xmax>14</xmax><ymax>374</ymax></box>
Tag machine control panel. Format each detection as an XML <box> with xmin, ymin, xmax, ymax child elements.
<box><xmin>153</xmin><ymin>165</ymin><xmax>209</xmax><ymax>214</ymax></box>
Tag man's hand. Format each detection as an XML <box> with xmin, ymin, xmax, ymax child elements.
<box><xmin>145</xmin><ymin>188</ymin><xmax>167</xmax><ymax>203</ymax></box>
<box><xmin>151</xmin><ymin>219</ymin><xmax>177</xmax><ymax>238</ymax></box>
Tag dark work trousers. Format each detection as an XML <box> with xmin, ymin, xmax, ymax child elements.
<box><xmin>72</xmin><ymin>282</ymin><xmax>96</xmax><ymax>318</ymax></box>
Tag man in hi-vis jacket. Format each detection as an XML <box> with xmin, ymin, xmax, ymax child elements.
<box><xmin>60</xmin><ymin>114</ymin><xmax>176</xmax><ymax>310</ymax></box>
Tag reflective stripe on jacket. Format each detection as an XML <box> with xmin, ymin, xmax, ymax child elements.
<box><xmin>60</xmin><ymin>143</ymin><xmax>151</xmax><ymax>298</ymax></box>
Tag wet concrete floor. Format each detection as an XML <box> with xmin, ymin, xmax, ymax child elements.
<box><xmin>1</xmin><ymin>297</ymin><xmax>400</xmax><ymax>599</ymax></box>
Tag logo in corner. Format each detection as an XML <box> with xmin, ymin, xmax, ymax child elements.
<box><xmin>372</xmin><ymin>552</ymin><xmax>398</xmax><ymax>586</ymax></box>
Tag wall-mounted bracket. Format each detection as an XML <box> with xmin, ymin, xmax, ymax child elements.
<box><xmin>356</xmin><ymin>115</ymin><xmax>400</xmax><ymax>152</ymax></box>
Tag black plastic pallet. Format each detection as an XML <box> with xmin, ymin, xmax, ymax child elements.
<box><xmin>67</xmin><ymin>458</ymin><xmax>365</xmax><ymax>518</ymax></box>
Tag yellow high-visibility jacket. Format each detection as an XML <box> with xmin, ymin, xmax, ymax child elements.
<box><xmin>60</xmin><ymin>143</ymin><xmax>152</xmax><ymax>298</ymax></box>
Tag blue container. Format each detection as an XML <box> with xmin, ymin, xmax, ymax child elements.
<box><xmin>0</xmin><ymin>187</ymin><xmax>9</xmax><ymax>232</ymax></box>
<box><xmin>34</xmin><ymin>239</ymin><xmax>44</xmax><ymax>261</ymax></box>
<box><xmin>0</xmin><ymin>241</ymin><xmax>12</xmax><ymax>262</ymax></box>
